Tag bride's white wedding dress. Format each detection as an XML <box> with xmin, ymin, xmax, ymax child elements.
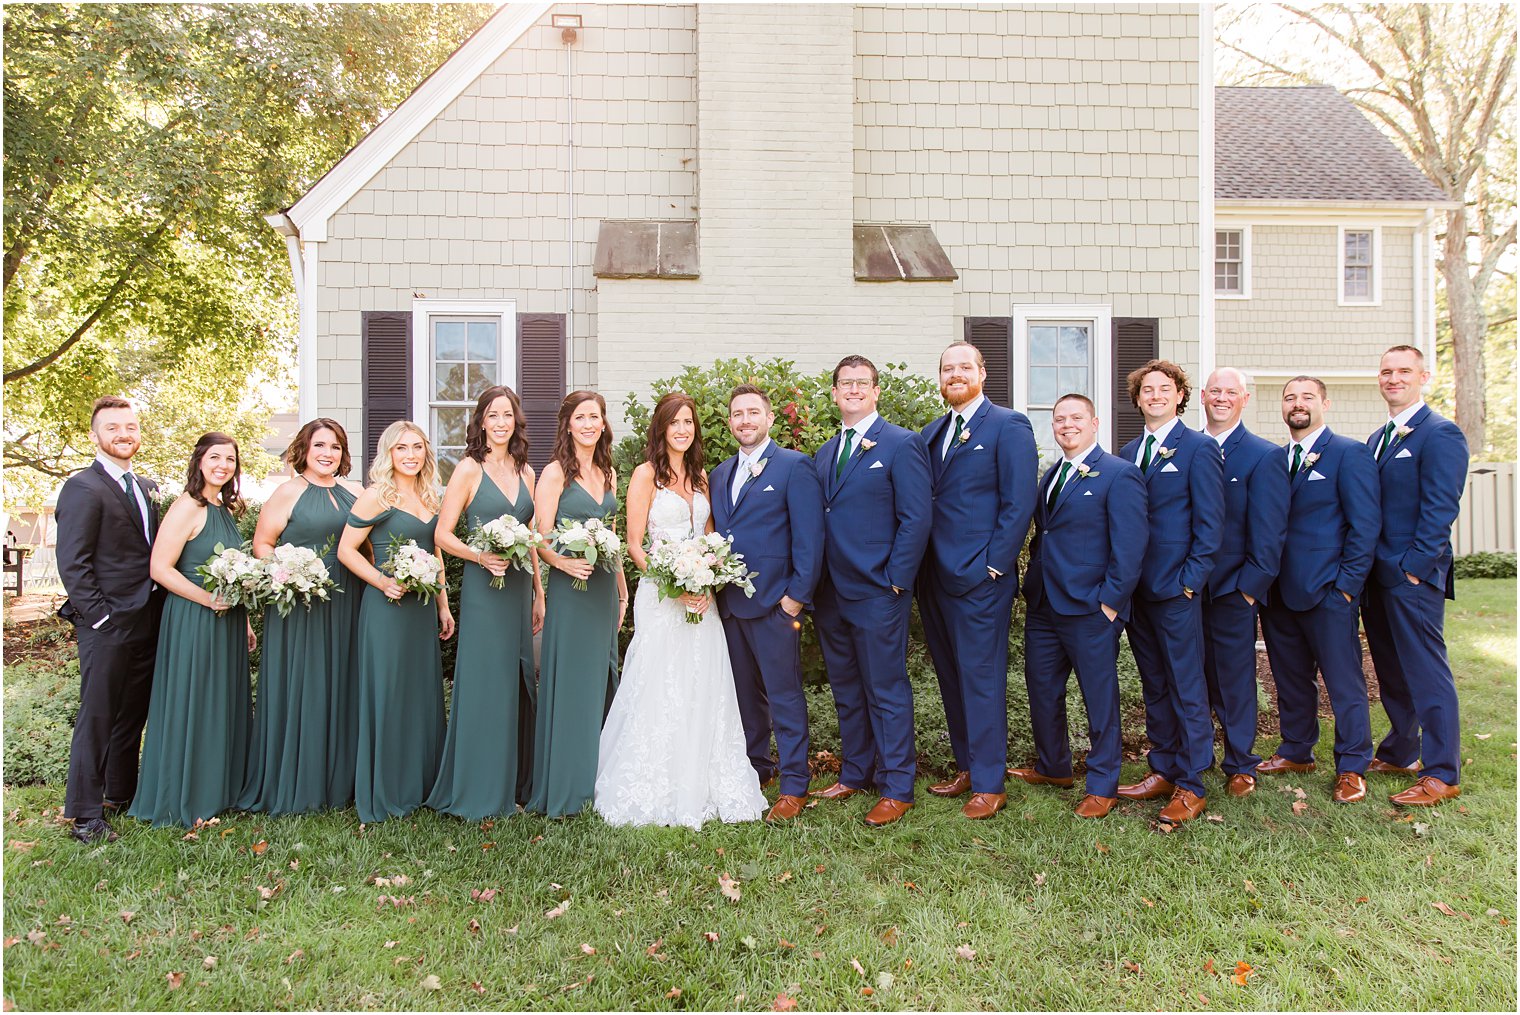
<box><xmin>594</xmin><ymin>486</ymin><xmax>767</xmax><ymax>828</ymax></box>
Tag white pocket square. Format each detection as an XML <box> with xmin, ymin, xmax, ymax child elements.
<box><xmin>1160</xmin><ymin>462</ymin><xmax>1179</xmax><ymax>473</ymax></box>
<box><xmin>1083</xmin><ymin>489</ymin><xmax>1094</xmax><ymax>496</ymax></box>
<box><xmin>763</xmin><ymin>485</ymin><xmax>775</xmax><ymax>492</ymax></box>
<box><xmin>869</xmin><ymin>460</ymin><xmax>884</xmax><ymax>469</ymax></box>
<box><xmin>973</xmin><ymin>444</ymin><xmax>984</xmax><ymax>450</ymax></box>
<box><xmin>1308</xmin><ymin>470</ymin><xmax>1328</xmax><ymax>481</ymax></box>
<box><xmin>1230</xmin><ymin>476</ymin><xmax>1239</xmax><ymax>482</ymax></box>
<box><xmin>1395</xmin><ymin>448</ymin><xmax>1413</xmax><ymax>459</ymax></box>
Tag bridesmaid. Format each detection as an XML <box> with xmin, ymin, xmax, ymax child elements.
<box><xmin>527</xmin><ymin>391</ymin><xmax>628</xmax><ymax>818</ymax></box>
<box><xmin>129</xmin><ymin>433</ymin><xmax>255</xmax><ymax>827</ymax></box>
<box><xmin>239</xmin><ymin>419</ymin><xmax>363</xmax><ymax>815</ymax></box>
<box><xmin>426</xmin><ymin>386</ymin><xmax>545</xmax><ymax>819</ymax></box>
<box><xmin>338</xmin><ymin>420</ymin><xmax>455</xmax><ymax>824</ymax></box>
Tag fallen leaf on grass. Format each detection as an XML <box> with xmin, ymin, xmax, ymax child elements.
<box><xmin>779</xmin><ymin>938</ymin><xmax>795</xmax><ymax>949</ymax></box>
<box><xmin>54</xmin><ymin>915</ymin><xmax>71</xmax><ymax>926</ymax></box>
<box><xmin>1141</xmin><ymin>897</ymin><xmax>1155</xmax><ymax>908</ymax></box>
<box><xmin>814</xmin><ymin>924</ymin><xmax>826</xmax><ymax>936</ymax></box>
<box><xmin>880</xmin><ymin>926</ymin><xmax>899</xmax><ymax>945</ymax></box>
<box><xmin>876</xmin><ymin>972</ymin><xmax>895</xmax><ymax>991</ymax></box>
<box><xmin>469</xmin><ymin>982</ymin><xmax>485</xmax><ymax>995</ymax></box>
<box><xmin>285</xmin><ymin>949</ymin><xmax>304</xmax><ymax>965</ymax></box>
<box><xmin>468</xmin><ymin>919</ymin><xmax>481</xmax><ymax>935</ymax></box>
<box><xmin>203</xmin><ymin>956</ymin><xmax>217</xmax><ymax>970</ymax></box>
<box><xmin>1291</xmin><ymin>801</ymin><xmax>1308</xmax><ymax>816</ymax></box>
<box><xmin>741</xmin><ymin>936</ymin><xmax>758</xmax><ymax>950</ymax></box>
<box><xmin>1123</xmin><ymin>961</ymin><xmax>1141</xmax><ymax>974</ymax></box>
<box><xmin>420</xmin><ymin>974</ymin><xmax>442</xmax><ymax>991</ymax></box>
<box><xmin>580</xmin><ymin>943</ymin><xmax>596</xmax><ymax>956</ymax></box>
<box><xmin>1205</xmin><ymin>814</ymin><xmax>1224</xmax><ymax>823</ymax></box>
<box><xmin>1475</xmin><ymin>733</ymin><xmax>1492</xmax><ymax>740</ymax></box>
<box><xmin>1203</xmin><ymin>959</ymin><xmax>1214</xmax><ymax>975</ymax></box>
<box><xmin>384</xmin><ymin>941</ymin><xmax>398</xmax><ymax>949</ymax></box>
<box><xmin>1197</xmin><ymin>991</ymin><xmax>1210</xmax><ymax>1006</ymax></box>
<box><xmin>166</xmin><ymin>972</ymin><xmax>184</xmax><ymax>991</ymax></box>
<box><xmin>775</xmin><ymin>870</ymin><xmax>792</xmax><ymax>883</ymax></box>
<box><xmin>815</xmin><ymin>864</ymin><xmax>826</xmax><ymax>874</ymax></box>
<box><xmin>703</xmin><ymin>932</ymin><xmax>719</xmax><ymax>943</ymax></box>
<box><xmin>1430</xmin><ymin>901</ymin><xmax>1460</xmax><ymax>918</ymax></box>
<box><xmin>9</xmin><ymin>841</ymin><xmax>37</xmax><ymax>853</ymax></box>
<box><xmin>470</xmin><ymin>888</ymin><xmax>497</xmax><ymax>903</ymax></box>
<box><xmin>25</xmin><ymin>931</ymin><xmax>45</xmax><ymax>947</ymax></box>
<box><xmin>646</xmin><ymin>938</ymin><xmax>664</xmax><ymax>957</ymax></box>
<box><xmin>1095</xmin><ymin>841</ymin><xmax>1110</xmax><ymax>854</ymax></box>
<box><xmin>771</xmin><ymin>992</ymin><xmax>798</xmax><ymax>1011</ymax></box>
<box><xmin>544</xmin><ymin>899</ymin><xmax>570</xmax><ymax>920</ymax></box>
<box><xmin>374</xmin><ymin>874</ymin><xmax>411</xmax><ymax>888</ymax></box>
<box><xmin>250</xmin><ymin>840</ymin><xmax>268</xmax><ymax>855</ymax></box>
<box><xmin>1033</xmin><ymin>873</ymin><xmax>1047</xmax><ymax>886</ymax></box>
<box><xmin>1232</xmin><ymin>960</ymin><xmax>1253</xmax><ymax>985</ymax></box>
<box><xmin>119</xmin><ymin>911</ymin><xmax>135</xmax><ymax>924</ymax></box>
<box><xmin>955</xmin><ymin>944</ymin><xmax>976</xmax><ymax>961</ymax></box>
<box><xmin>2</xmin><ymin>938</ymin><xmax>18</xmax><ymax>950</ymax></box>
<box><xmin>850</xmin><ymin>958</ymin><xmax>866</xmax><ymax>976</ymax></box>
<box><xmin>1414</xmin><ymin>822</ymin><xmax>1431</xmax><ymax>837</ymax></box>
<box><xmin>665</xmin><ymin>988</ymin><xmax>682</xmax><ymax>999</ymax></box>
<box><xmin>718</xmin><ymin>872</ymin><xmax>742</xmax><ymax>902</ymax></box>
<box><xmin>860</xmin><ymin>987</ymin><xmax>874</xmax><ymax>996</ymax></box>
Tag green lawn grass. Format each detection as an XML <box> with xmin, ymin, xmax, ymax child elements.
<box><xmin>3</xmin><ymin>580</ymin><xmax>1515</xmax><ymax>1011</ymax></box>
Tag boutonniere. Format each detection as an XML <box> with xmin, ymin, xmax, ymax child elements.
<box><xmin>1156</xmin><ymin>445</ymin><xmax>1178</xmax><ymax>461</ymax></box>
<box><xmin>1074</xmin><ymin>462</ymin><xmax>1099</xmax><ymax>478</ymax></box>
<box><xmin>957</xmin><ymin>429</ymin><xmax>971</xmax><ymax>445</ymax></box>
<box><xmin>1303</xmin><ymin>452</ymin><xmax>1321</xmax><ymax>467</ymax></box>
<box><xmin>1395</xmin><ymin>425</ymin><xmax>1415</xmax><ymax>442</ymax></box>
<box><xmin>749</xmin><ymin>458</ymin><xmax>768</xmax><ymax>478</ymax></box>
<box><xmin>859</xmin><ymin>438</ymin><xmax>877</xmax><ymax>452</ymax></box>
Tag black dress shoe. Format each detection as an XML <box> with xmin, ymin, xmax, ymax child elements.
<box><xmin>70</xmin><ymin>817</ymin><xmax>119</xmax><ymax>845</ymax></box>
<box><xmin>102</xmin><ymin>799</ymin><xmax>127</xmax><ymax>813</ymax></box>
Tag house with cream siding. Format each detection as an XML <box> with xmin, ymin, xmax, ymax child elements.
<box><xmin>269</xmin><ymin>3</ymin><xmax>1449</xmax><ymax>477</ymax></box>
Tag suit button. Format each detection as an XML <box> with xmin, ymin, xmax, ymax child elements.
<box><xmin>825</xmin><ymin>507</ymin><xmax>831</xmax><ymax>514</ymax></box>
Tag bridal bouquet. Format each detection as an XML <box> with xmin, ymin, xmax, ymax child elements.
<box><xmin>466</xmin><ymin>514</ymin><xmax>544</xmax><ymax>589</ymax></box>
<box><xmin>196</xmin><ymin>542</ymin><xmax>264</xmax><ymax>611</ymax></box>
<box><xmin>550</xmin><ymin>516</ymin><xmax>622</xmax><ymax>591</ymax></box>
<box><xmin>262</xmin><ymin>539</ymin><xmax>338</xmax><ymax>617</ymax></box>
<box><xmin>645</xmin><ymin>532</ymin><xmax>757</xmax><ymax>624</ymax></box>
<box><xmin>380</xmin><ymin>535</ymin><xmax>445</xmax><ymax>605</ymax></box>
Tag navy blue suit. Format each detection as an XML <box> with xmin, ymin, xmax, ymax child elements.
<box><xmin>812</xmin><ymin>417</ymin><xmax>932</xmax><ymax>802</ymax></box>
<box><xmin>1119</xmin><ymin>421</ymin><xmax>1224</xmax><ymax>798</ymax></box>
<box><xmin>1022</xmin><ymin>445</ymin><xmax>1147</xmax><ymax>798</ymax></box>
<box><xmin>1203</xmin><ymin>425</ymin><xmax>1288</xmax><ymax>775</ymax></box>
<box><xmin>1261</xmin><ymin>428</ymin><xmax>1380</xmax><ymax>774</ymax></box>
<box><xmin>917</xmin><ymin>401</ymin><xmax>1038</xmax><ymax>793</ymax></box>
<box><xmin>1360</xmin><ymin>405</ymin><xmax>1469</xmax><ymax>784</ymax></box>
<box><xmin>710</xmin><ymin>441</ymin><xmax>825</xmax><ymax>797</ymax></box>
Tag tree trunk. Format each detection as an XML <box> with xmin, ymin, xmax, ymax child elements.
<box><xmin>1443</xmin><ymin>205</ymin><xmax>1487</xmax><ymax>452</ymax></box>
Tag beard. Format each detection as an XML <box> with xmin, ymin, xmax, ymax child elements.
<box><xmin>941</xmin><ymin>377</ymin><xmax>983</xmax><ymax>405</ymax></box>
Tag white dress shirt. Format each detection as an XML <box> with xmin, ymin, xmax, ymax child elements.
<box><xmin>1288</xmin><ymin>425</ymin><xmax>1327</xmax><ymax>469</ymax></box>
<box><xmin>1134</xmin><ymin>415</ymin><xmax>1182</xmax><ymax>467</ymax></box>
<box><xmin>96</xmin><ymin>453</ymin><xmax>151</xmax><ymax>542</ymax></box>
<box><xmin>1376</xmin><ymin>400</ymin><xmax>1425</xmax><ymax>458</ymax></box>
<box><xmin>731</xmin><ymin>437</ymin><xmax>772</xmax><ymax>504</ymax></box>
<box><xmin>837</xmin><ymin>411</ymin><xmax>879</xmax><ymax>467</ymax></box>
<box><xmin>1209</xmin><ymin>422</ymin><xmax>1241</xmax><ymax>447</ymax></box>
<box><xmin>940</xmin><ymin>395</ymin><xmax>985</xmax><ymax>459</ymax></box>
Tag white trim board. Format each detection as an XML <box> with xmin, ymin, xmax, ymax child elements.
<box><xmin>1337</xmin><ymin>224</ymin><xmax>1383</xmax><ymax>307</ymax></box>
<box><xmin>286</xmin><ymin>3</ymin><xmax>553</xmax><ymax>242</ymax></box>
<box><xmin>1214</xmin><ymin>223</ymin><xmax>1251</xmax><ymax>301</ymax></box>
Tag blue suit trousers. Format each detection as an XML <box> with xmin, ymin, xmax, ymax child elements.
<box><xmin>1022</xmin><ymin>603</ymin><xmax>1124</xmax><ymax>799</ymax></box>
<box><xmin>1127</xmin><ymin>593</ymin><xmax>1215</xmax><ymax>796</ymax></box>
<box><xmin>1202</xmin><ymin>591</ymin><xmax>1264</xmax><ymax>775</ymax></box>
<box><xmin>1261</xmin><ymin>595</ymin><xmax>1373</xmax><ymax>774</ymax></box>
<box><xmin>1362</xmin><ymin>580</ymin><xmax>1462</xmax><ymax>784</ymax></box>
<box><xmin>722</xmin><ymin>605</ymin><xmax>812</xmax><ymax>797</ymax></box>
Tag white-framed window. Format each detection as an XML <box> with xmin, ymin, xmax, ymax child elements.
<box><xmin>1338</xmin><ymin>225</ymin><xmax>1382</xmax><ymax>306</ymax></box>
<box><xmin>1013</xmin><ymin>304</ymin><xmax>1113</xmax><ymax>462</ymax></box>
<box><xmin>1214</xmin><ymin>226</ymin><xmax>1251</xmax><ymax>298</ymax></box>
<box><xmin>410</xmin><ymin>299</ymin><xmax>518</xmax><ymax>482</ymax></box>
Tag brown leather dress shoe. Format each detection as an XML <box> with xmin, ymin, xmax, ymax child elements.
<box><xmin>809</xmin><ymin>782</ymin><xmax>865</xmax><ymax>801</ymax></box>
<box><xmin>928</xmin><ymin>770</ymin><xmax>972</xmax><ymax>797</ymax></box>
<box><xmin>1256</xmin><ymin>754</ymin><xmax>1316</xmax><ymax>775</ymax></box>
<box><xmin>1006</xmin><ymin>767</ymin><xmax>1075</xmax><ymax>788</ymax></box>
<box><xmin>1390</xmin><ymin>776</ymin><xmax>1461</xmax><ymax>807</ymax></box>
<box><xmin>1226</xmin><ymin>773</ymin><xmax>1257</xmax><ymax>797</ymax></box>
<box><xmin>961</xmin><ymin>792</ymin><xmax>1006</xmax><ymax>819</ymax></box>
<box><xmin>1073</xmin><ymin>795</ymin><xmax>1117</xmax><ymax>819</ymax></box>
<box><xmin>1331</xmin><ymin>772</ymin><xmax>1367</xmax><ymax>804</ymax></box>
<box><xmin>1117</xmin><ymin>772</ymin><xmax>1175</xmax><ymax>800</ymax></box>
<box><xmin>1368</xmin><ymin>758</ymin><xmax>1421</xmax><ymax>776</ymax></box>
<box><xmin>862</xmin><ymin>798</ymin><xmax>914</xmax><ymax>827</ymax></box>
<box><xmin>1158</xmin><ymin>788</ymin><xmax>1206</xmax><ymax>824</ymax></box>
<box><xmin>765</xmin><ymin>795</ymin><xmax>806</xmax><ymax>823</ymax></box>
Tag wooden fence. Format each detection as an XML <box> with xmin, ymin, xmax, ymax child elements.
<box><xmin>1453</xmin><ymin>461</ymin><xmax>1516</xmax><ymax>556</ymax></box>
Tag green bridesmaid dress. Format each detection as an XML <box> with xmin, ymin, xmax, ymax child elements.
<box><xmin>351</xmin><ymin>506</ymin><xmax>445</xmax><ymax>824</ymax></box>
<box><xmin>238</xmin><ymin>481</ymin><xmax>361</xmax><ymax>815</ymax></box>
<box><xmin>426</xmin><ymin>472</ymin><xmax>537</xmax><ymax>819</ymax></box>
<box><xmin>527</xmin><ymin>480</ymin><xmax>620</xmax><ymax>818</ymax></box>
<box><xmin>128</xmin><ymin>504</ymin><xmax>251</xmax><ymax>828</ymax></box>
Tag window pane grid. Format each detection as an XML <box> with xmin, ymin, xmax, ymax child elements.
<box><xmin>1025</xmin><ymin>320</ymin><xmax>1094</xmax><ymax>461</ymax></box>
<box><xmin>1343</xmin><ymin>230</ymin><xmax>1374</xmax><ymax>302</ymax></box>
<box><xmin>429</xmin><ymin>316</ymin><xmax>502</xmax><ymax>482</ymax></box>
<box><xmin>1215</xmin><ymin>229</ymin><xmax>1243</xmax><ymax>294</ymax></box>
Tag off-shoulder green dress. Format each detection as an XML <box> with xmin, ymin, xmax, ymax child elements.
<box><xmin>426</xmin><ymin>472</ymin><xmax>537</xmax><ymax>819</ymax></box>
<box><xmin>526</xmin><ymin>481</ymin><xmax>620</xmax><ymax>818</ymax></box>
<box><xmin>350</xmin><ymin>506</ymin><xmax>445</xmax><ymax>824</ymax></box>
<box><xmin>128</xmin><ymin>504</ymin><xmax>250</xmax><ymax>827</ymax></box>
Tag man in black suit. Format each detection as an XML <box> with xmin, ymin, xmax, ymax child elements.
<box><xmin>57</xmin><ymin>396</ymin><xmax>163</xmax><ymax>843</ymax></box>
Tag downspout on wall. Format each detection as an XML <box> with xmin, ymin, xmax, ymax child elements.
<box><xmin>265</xmin><ymin>211</ymin><xmax>316</xmax><ymax>421</ymax></box>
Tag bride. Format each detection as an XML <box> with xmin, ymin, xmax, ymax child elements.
<box><xmin>594</xmin><ymin>392</ymin><xmax>767</xmax><ymax>828</ymax></box>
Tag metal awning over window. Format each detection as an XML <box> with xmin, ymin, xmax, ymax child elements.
<box><xmin>853</xmin><ymin>224</ymin><xmax>957</xmax><ymax>282</ymax></box>
<box><xmin>592</xmin><ymin>220</ymin><xmax>699</xmax><ymax>279</ymax></box>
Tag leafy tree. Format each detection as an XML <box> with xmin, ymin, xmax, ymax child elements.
<box><xmin>3</xmin><ymin>3</ymin><xmax>494</xmax><ymax>507</ymax></box>
<box><xmin>1218</xmin><ymin>3</ymin><xmax>1517</xmax><ymax>455</ymax></box>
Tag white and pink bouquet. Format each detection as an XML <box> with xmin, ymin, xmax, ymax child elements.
<box><xmin>262</xmin><ymin>540</ymin><xmax>337</xmax><ymax>617</ymax></box>
<box><xmin>466</xmin><ymin>514</ymin><xmax>544</xmax><ymax>589</ymax></box>
<box><xmin>644</xmin><ymin>532</ymin><xmax>756</xmax><ymax>625</ymax></box>
<box><xmin>550</xmin><ymin>516</ymin><xmax>622</xmax><ymax>591</ymax></box>
<box><xmin>196</xmin><ymin>542</ymin><xmax>264</xmax><ymax>611</ymax></box>
<box><xmin>380</xmin><ymin>535</ymin><xmax>444</xmax><ymax>605</ymax></box>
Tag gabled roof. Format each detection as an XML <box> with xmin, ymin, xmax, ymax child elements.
<box><xmin>282</xmin><ymin>3</ymin><xmax>553</xmax><ymax>241</ymax></box>
<box><xmin>1216</xmin><ymin>86</ymin><xmax>1448</xmax><ymax>205</ymax></box>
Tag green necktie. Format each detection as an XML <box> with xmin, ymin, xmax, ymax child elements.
<box><xmin>1046</xmin><ymin>461</ymin><xmax>1071</xmax><ymax>509</ymax></box>
<box><xmin>1140</xmin><ymin>434</ymin><xmax>1156</xmax><ymax>472</ymax></box>
<box><xmin>1290</xmin><ymin>444</ymin><xmax>1303</xmax><ymax>478</ymax></box>
<box><xmin>122</xmin><ymin>474</ymin><xmax>146</xmax><ymax>538</ymax></box>
<box><xmin>946</xmin><ymin>415</ymin><xmax>963</xmax><ymax>460</ymax></box>
<box><xmin>836</xmin><ymin>428</ymin><xmax>855</xmax><ymax>479</ymax></box>
<box><xmin>1376</xmin><ymin>420</ymin><xmax>1396</xmax><ymax>459</ymax></box>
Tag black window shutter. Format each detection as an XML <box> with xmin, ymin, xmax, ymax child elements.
<box><xmin>518</xmin><ymin>313</ymin><xmax>567</xmax><ymax>474</ymax></box>
<box><xmin>361</xmin><ymin>310</ymin><xmax>413</xmax><ymax>481</ymax></box>
<box><xmin>963</xmin><ymin>316</ymin><xmax>1012</xmax><ymax>408</ymax></box>
<box><xmin>1111</xmin><ymin>317</ymin><xmax>1159</xmax><ymax>451</ymax></box>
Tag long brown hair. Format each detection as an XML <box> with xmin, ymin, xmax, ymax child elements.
<box><xmin>185</xmin><ymin>432</ymin><xmax>246</xmax><ymax>515</ymax></box>
<box><xmin>553</xmin><ymin>391</ymin><xmax>615</xmax><ymax>492</ymax></box>
<box><xmin>284</xmin><ymin>418</ymin><xmax>352</xmax><ymax>476</ymax></box>
<box><xmin>464</xmin><ymin>385</ymin><xmax>530</xmax><ymax>469</ymax></box>
<box><xmin>644</xmin><ymin>391</ymin><xmax>707</xmax><ymax>494</ymax></box>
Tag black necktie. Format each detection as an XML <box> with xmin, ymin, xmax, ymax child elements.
<box><xmin>1289</xmin><ymin>445</ymin><xmax>1303</xmax><ymax>479</ymax></box>
<box><xmin>122</xmin><ymin>474</ymin><xmax>147</xmax><ymax>538</ymax></box>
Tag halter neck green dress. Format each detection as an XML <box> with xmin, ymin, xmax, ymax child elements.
<box><xmin>527</xmin><ymin>479</ymin><xmax>620</xmax><ymax>818</ymax></box>
<box><xmin>426</xmin><ymin>471</ymin><xmax>538</xmax><ymax>819</ymax></box>
<box><xmin>350</xmin><ymin>505</ymin><xmax>445</xmax><ymax>824</ymax></box>
<box><xmin>128</xmin><ymin>503</ymin><xmax>250</xmax><ymax>827</ymax></box>
<box><xmin>239</xmin><ymin>480</ymin><xmax>361</xmax><ymax>815</ymax></box>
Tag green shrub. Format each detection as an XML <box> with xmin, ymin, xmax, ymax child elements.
<box><xmin>1454</xmin><ymin>551</ymin><xmax>1517</xmax><ymax>579</ymax></box>
<box><xmin>3</xmin><ymin>659</ymin><xmax>82</xmax><ymax>787</ymax></box>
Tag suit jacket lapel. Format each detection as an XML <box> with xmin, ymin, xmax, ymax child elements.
<box><xmin>820</xmin><ymin>433</ymin><xmax>842</xmax><ymax>502</ymax></box>
<box><xmin>1378</xmin><ymin>404</ymin><xmax>1430</xmax><ymax>471</ymax></box>
<box><xmin>1144</xmin><ymin>420</ymin><xmax>1186</xmax><ymax>485</ymax></box>
<box><xmin>93</xmin><ymin>461</ymin><xmax>149</xmax><ymax>544</ymax></box>
<box><xmin>939</xmin><ymin>400</ymin><xmax>990</xmax><ymax>479</ymax></box>
<box><xmin>927</xmin><ymin>412</ymin><xmax>953</xmax><ymax>485</ymax></box>
<box><xmin>1290</xmin><ymin>429</ymin><xmax>1332</xmax><ymax>494</ymax></box>
<box><xmin>1220</xmin><ymin>426</ymin><xmax>1244</xmax><ymax>461</ymax></box>
<box><xmin>1051</xmin><ymin>446</ymin><xmax>1099</xmax><ymax>515</ymax></box>
<box><xmin>731</xmin><ymin>442</ymin><xmax>776</xmax><ymax>514</ymax></box>
<box><xmin>835</xmin><ymin>418</ymin><xmax>883</xmax><ymax>492</ymax></box>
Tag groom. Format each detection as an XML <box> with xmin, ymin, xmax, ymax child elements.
<box><xmin>710</xmin><ymin>384</ymin><xmax>825</xmax><ymax>824</ymax></box>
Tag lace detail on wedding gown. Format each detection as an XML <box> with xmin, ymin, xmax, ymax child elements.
<box><xmin>594</xmin><ymin>487</ymin><xmax>766</xmax><ymax>828</ymax></box>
